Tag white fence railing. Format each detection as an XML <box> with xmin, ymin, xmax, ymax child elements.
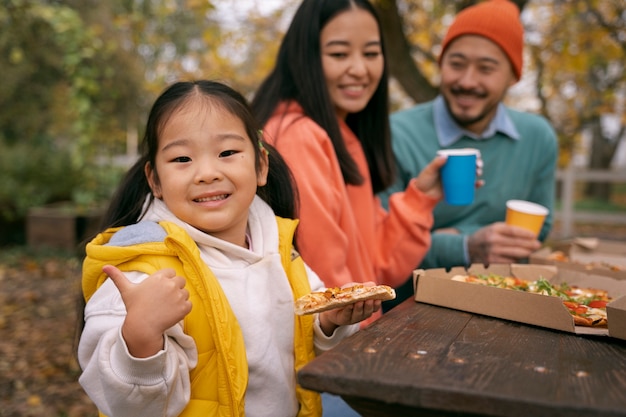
<box><xmin>555</xmin><ymin>167</ymin><xmax>626</xmax><ymax>238</ymax></box>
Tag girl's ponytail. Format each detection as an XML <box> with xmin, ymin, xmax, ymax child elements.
<box><xmin>257</xmin><ymin>141</ymin><xmax>299</xmax><ymax>220</ymax></box>
<box><xmin>99</xmin><ymin>155</ymin><xmax>152</xmax><ymax>229</ymax></box>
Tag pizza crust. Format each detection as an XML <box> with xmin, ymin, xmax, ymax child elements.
<box><xmin>294</xmin><ymin>284</ymin><xmax>396</xmax><ymax>315</ymax></box>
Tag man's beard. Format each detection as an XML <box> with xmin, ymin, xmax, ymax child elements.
<box><xmin>445</xmin><ymin>87</ymin><xmax>491</xmax><ymax>128</ymax></box>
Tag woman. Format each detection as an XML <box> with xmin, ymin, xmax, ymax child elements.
<box><xmin>252</xmin><ymin>0</ymin><xmax>444</xmax><ymax>327</ymax></box>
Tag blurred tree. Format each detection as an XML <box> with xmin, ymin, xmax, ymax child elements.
<box><xmin>0</xmin><ymin>0</ymin><xmax>144</xmax><ymax>214</ymax></box>
<box><xmin>0</xmin><ymin>0</ymin><xmax>293</xmax><ymax>229</ymax></box>
<box><xmin>375</xmin><ymin>0</ymin><xmax>529</xmax><ymax>105</ymax></box>
<box><xmin>525</xmin><ymin>0</ymin><xmax>625</xmax><ymax>199</ymax></box>
<box><xmin>2</xmin><ymin>0</ymin><xmax>623</xmax><ymax>223</ymax></box>
<box><xmin>222</xmin><ymin>6</ymin><xmax>294</xmax><ymax>98</ymax></box>
<box><xmin>1</xmin><ymin>1</ymin><xmax>67</xmax><ymax>146</ymax></box>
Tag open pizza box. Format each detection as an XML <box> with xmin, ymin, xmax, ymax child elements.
<box><xmin>412</xmin><ymin>263</ymin><xmax>626</xmax><ymax>340</ymax></box>
<box><xmin>530</xmin><ymin>238</ymin><xmax>626</xmax><ymax>280</ymax></box>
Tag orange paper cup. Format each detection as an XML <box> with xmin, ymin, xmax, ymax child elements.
<box><xmin>505</xmin><ymin>200</ymin><xmax>549</xmax><ymax>236</ymax></box>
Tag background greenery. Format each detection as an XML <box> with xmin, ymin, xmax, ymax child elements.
<box><xmin>1</xmin><ymin>0</ymin><xmax>624</xmax><ymax>246</ymax></box>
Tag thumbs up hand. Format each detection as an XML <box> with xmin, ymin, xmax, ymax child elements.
<box><xmin>103</xmin><ymin>264</ymin><xmax>192</xmax><ymax>358</ymax></box>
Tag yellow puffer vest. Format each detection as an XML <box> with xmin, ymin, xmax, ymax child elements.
<box><xmin>82</xmin><ymin>217</ymin><xmax>321</xmax><ymax>417</ymax></box>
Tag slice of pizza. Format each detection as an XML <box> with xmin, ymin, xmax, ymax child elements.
<box><xmin>547</xmin><ymin>250</ymin><xmax>569</xmax><ymax>262</ymax></box>
<box><xmin>546</xmin><ymin>251</ymin><xmax>623</xmax><ymax>271</ymax></box>
<box><xmin>294</xmin><ymin>284</ymin><xmax>396</xmax><ymax>315</ymax></box>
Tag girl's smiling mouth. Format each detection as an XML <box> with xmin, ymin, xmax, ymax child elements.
<box><xmin>194</xmin><ymin>194</ymin><xmax>229</xmax><ymax>202</ymax></box>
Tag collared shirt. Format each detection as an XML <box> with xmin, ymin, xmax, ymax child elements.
<box><xmin>433</xmin><ymin>95</ymin><xmax>521</xmax><ymax>146</ymax></box>
<box><xmin>381</xmin><ymin>94</ymin><xmax>557</xmax><ymax>274</ymax></box>
<box><xmin>433</xmin><ymin>95</ymin><xmax>521</xmax><ymax>264</ymax></box>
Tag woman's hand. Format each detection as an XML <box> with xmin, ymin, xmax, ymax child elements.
<box><xmin>413</xmin><ymin>155</ymin><xmax>446</xmax><ymax>199</ymax></box>
<box><xmin>414</xmin><ymin>154</ymin><xmax>484</xmax><ymax>199</ymax></box>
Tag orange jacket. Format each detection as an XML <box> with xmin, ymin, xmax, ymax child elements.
<box><xmin>264</xmin><ymin>102</ymin><xmax>437</xmax><ymax>323</ymax></box>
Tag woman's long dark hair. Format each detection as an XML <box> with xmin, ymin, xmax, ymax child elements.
<box><xmin>101</xmin><ymin>80</ymin><xmax>299</xmax><ymax>230</ymax></box>
<box><xmin>251</xmin><ymin>0</ymin><xmax>395</xmax><ymax>194</ymax></box>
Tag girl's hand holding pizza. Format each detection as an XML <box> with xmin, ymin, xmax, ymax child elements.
<box><xmin>296</xmin><ymin>281</ymin><xmax>393</xmax><ymax>337</ymax></box>
<box><xmin>318</xmin><ymin>299</ymin><xmax>381</xmax><ymax>336</ymax></box>
<box><xmin>103</xmin><ymin>264</ymin><xmax>192</xmax><ymax>358</ymax></box>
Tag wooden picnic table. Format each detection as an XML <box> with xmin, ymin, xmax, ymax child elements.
<box><xmin>298</xmin><ymin>298</ymin><xmax>626</xmax><ymax>417</ymax></box>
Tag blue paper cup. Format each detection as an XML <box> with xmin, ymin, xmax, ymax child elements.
<box><xmin>437</xmin><ymin>148</ymin><xmax>480</xmax><ymax>205</ymax></box>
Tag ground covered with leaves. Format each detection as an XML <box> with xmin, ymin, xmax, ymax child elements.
<box><xmin>0</xmin><ymin>251</ymin><xmax>97</xmax><ymax>417</ymax></box>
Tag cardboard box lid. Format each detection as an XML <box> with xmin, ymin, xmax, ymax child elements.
<box><xmin>608</xmin><ymin>296</ymin><xmax>626</xmax><ymax>340</ymax></box>
<box><xmin>568</xmin><ymin>238</ymin><xmax>626</xmax><ymax>268</ymax></box>
<box><xmin>530</xmin><ymin>238</ymin><xmax>626</xmax><ymax>280</ymax></box>
<box><xmin>413</xmin><ymin>264</ymin><xmax>626</xmax><ymax>340</ymax></box>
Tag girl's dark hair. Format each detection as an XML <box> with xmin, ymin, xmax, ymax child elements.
<box><xmin>76</xmin><ymin>81</ymin><xmax>298</xmax><ymax>351</ymax></box>
<box><xmin>251</xmin><ymin>0</ymin><xmax>395</xmax><ymax>194</ymax></box>
<box><xmin>101</xmin><ymin>80</ymin><xmax>299</xmax><ymax>229</ymax></box>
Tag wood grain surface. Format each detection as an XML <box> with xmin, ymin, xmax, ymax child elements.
<box><xmin>298</xmin><ymin>299</ymin><xmax>626</xmax><ymax>417</ymax></box>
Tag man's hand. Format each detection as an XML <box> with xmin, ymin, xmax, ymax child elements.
<box><xmin>467</xmin><ymin>222</ymin><xmax>542</xmax><ymax>265</ymax></box>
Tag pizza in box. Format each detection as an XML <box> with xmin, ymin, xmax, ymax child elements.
<box><xmin>547</xmin><ymin>250</ymin><xmax>624</xmax><ymax>272</ymax></box>
<box><xmin>451</xmin><ymin>273</ymin><xmax>611</xmax><ymax>328</ymax></box>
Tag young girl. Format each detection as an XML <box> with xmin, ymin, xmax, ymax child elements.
<box><xmin>251</xmin><ymin>0</ymin><xmax>445</xmax><ymax>326</ymax></box>
<box><xmin>77</xmin><ymin>80</ymin><xmax>378</xmax><ymax>417</ymax></box>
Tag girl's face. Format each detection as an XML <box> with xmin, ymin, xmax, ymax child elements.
<box><xmin>146</xmin><ymin>99</ymin><xmax>268</xmax><ymax>247</ymax></box>
<box><xmin>320</xmin><ymin>7</ymin><xmax>384</xmax><ymax>120</ymax></box>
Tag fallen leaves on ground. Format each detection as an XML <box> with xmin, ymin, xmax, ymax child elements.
<box><xmin>0</xmin><ymin>255</ymin><xmax>97</xmax><ymax>417</ymax></box>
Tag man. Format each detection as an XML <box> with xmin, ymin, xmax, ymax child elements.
<box><xmin>380</xmin><ymin>0</ymin><xmax>558</xmax><ymax>309</ymax></box>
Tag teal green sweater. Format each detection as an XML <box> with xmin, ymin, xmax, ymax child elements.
<box><xmin>379</xmin><ymin>99</ymin><xmax>558</xmax><ymax>270</ymax></box>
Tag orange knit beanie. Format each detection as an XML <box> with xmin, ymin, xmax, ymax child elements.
<box><xmin>439</xmin><ymin>0</ymin><xmax>524</xmax><ymax>80</ymax></box>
